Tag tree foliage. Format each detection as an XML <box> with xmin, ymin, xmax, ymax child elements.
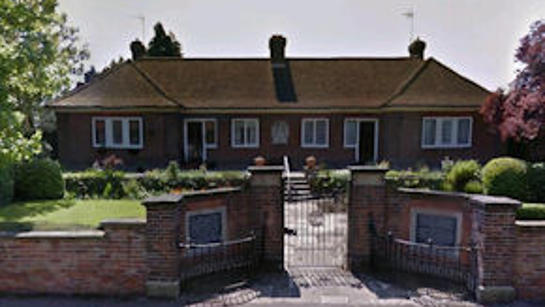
<box><xmin>0</xmin><ymin>0</ymin><xmax>88</xmax><ymax>164</ymax></box>
<box><xmin>146</xmin><ymin>23</ymin><xmax>182</xmax><ymax>57</ymax></box>
<box><xmin>481</xmin><ymin>20</ymin><xmax>545</xmax><ymax>141</ymax></box>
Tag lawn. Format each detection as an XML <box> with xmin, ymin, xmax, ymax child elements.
<box><xmin>0</xmin><ymin>199</ymin><xmax>145</xmax><ymax>231</ymax></box>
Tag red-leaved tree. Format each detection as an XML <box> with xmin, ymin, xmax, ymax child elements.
<box><xmin>481</xmin><ymin>20</ymin><xmax>545</xmax><ymax>142</ymax></box>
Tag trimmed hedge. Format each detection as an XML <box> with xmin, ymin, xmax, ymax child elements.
<box><xmin>385</xmin><ymin>169</ymin><xmax>444</xmax><ymax>190</ymax></box>
<box><xmin>0</xmin><ymin>164</ymin><xmax>14</xmax><ymax>206</ymax></box>
<box><xmin>64</xmin><ymin>168</ymin><xmax>248</xmax><ymax>199</ymax></box>
<box><xmin>482</xmin><ymin>157</ymin><xmax>529</xmax><ymax>201</ymax></box>
<box><xmin>516</xmin><ymin>203</ymin><xmax>545</xmax><ymax>220</ymax></box>
<box><xmin>14</xmin><ymin>159</ymin><xmax>64</xmax><ymax>200</ymax></box>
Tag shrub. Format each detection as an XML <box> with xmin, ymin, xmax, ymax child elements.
<box><xmin>14</xmin><ymin>159</ymin><xmax>64</xmax><ymax>200</ymax></box>
<box><xmin>0</xmin><ymin>164</ymin><xmax>14</xmax><ymax>206</ymax></box>
<box><xmin>528</xmin><ymin>163</ymin><xmax>545</xmax><ymax>202</ymax></box>
<box><xmin>443</xmin><ymin>160</ymin><xmax>481</xmax><ymax>192</ymax></box>
<box><xmin>310</xmin><ymin>170</ymin><xmax>350</xmax><ymax>194</ymax></box>
<box><xmin>385</xmin><ymin>169</ymin><xmax>444</xmax><ymax>190</ymax></box>
<box><xmin>123</xmin><ymin>179</ymin><xmax>147</xmax><ymax>200</ymax></box>
<box><xmin>516</xmin><ymin>203</ymin><xmax>545</xmax><ymax>220</ymax></box>
<box><xmin>482</xmin><ymin>157</ymin><xmax>529</xmax><ymax>201</ymax></box>
<box><xmin>463</xmin><ymin>180</ymin><xmax>483</xmax><ymax>194</ymax></box>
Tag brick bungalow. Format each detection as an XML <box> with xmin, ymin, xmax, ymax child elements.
<box><xmin>46</xmin><ymin>35</ymin><xmax>503</xmax><ymax>170</ymax></box>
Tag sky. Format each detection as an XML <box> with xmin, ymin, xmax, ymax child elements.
<box><xmin>58</xmin><ymin>0</ymin><xmax>545</xmax><ymax>91</ymax></box>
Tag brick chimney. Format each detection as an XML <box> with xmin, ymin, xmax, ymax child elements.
<box><xmin>269</xmin><ymin>35</ymin><xmax>287</xmax><ymax>63</ymax></box>
<box><xmin>408</xmin><ymin>37</ymin><xmax>426</xmax><ymax>60</ymax></box>
<box><xmin>268</xmin><ymin>35</ymin><xmax>296</xmax><ymax>102</ymax></box>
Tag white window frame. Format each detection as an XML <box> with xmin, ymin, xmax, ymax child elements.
<box><xmin>343</xmin><ymin>118</ymin><xmax>379</xmax><ymax>163</ymax></box>
<box><xmin>92</xmin><ymin>117</ymin><xmax>143</xmax><ymax>149</ymax></box>
<box><xmin>183</xmin><ymin>118</ymin><xmax>218</xmax><ymax>162</ymax></box>
<box><xmin>421</xmin><ymin>116</ymin><xmax>473</xmax><ymax>149</ymax></box>
<box><xmin>231</xmin><ymin>118</ymin><xmax>260</xmax><ymax>148</ymax></box>
<box><xmin>301</xmin><ymin>118</ymin><xmax>329</xmax><ymax>148</ymax></box>
<box><xmin>410</xmin><ymin>208</ymin><xmax>463</xmax><ymax>257</ymax></box>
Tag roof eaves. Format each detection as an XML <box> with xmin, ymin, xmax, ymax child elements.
<box><xmin>44</xmin><ymin>61</ymin><xmax>131</xmax><ymax>108</ymax></box>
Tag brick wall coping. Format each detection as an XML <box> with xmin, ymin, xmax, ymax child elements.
<box><xmin>143</xmin><ymin>188</ymin><xmax>242</xmax><ymax>206</ymax></box>
<box><xmin>347</xmin><ymin>165</ymin><xmax>389</xmax><ymax>172</ymax></box>
<box><xmin>515</xmin><ymin>220</ymin><xmax>545</xmax><ymax>227</ymax></box>
<box><xmin>398</xmin><ymin>188</ymin><xmax>467</xmax><ymax>199</ymax></box>
<box><xmin>143</xmin><ymin>193</ymin><xmax>184</xmax><ymax>205</ymax></box>
<box><xmin>398</xmin><ymin>188</ymin><xmax>521</xmax><ymax>208</ymax></box>
<box><xmin>178</xmin><ymin>187</ymin><xmax>242</xmax><ymax>200</ymax></box>
<box><xmin>99</xmin><ymin>218</ymin><xmax>146</xmax><ymax>228</ymax></box>
<box><xmin>0</xmin><ymin>230</ymin><xmax>105</xmax><ymax>239</ymax></box>
<box><xmin>247</xmin><ymin>165</ymin><xmax>284</xmax><ymax>172</ymax></box>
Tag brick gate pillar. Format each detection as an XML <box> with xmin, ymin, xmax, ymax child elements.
<box><xmin>142</xmin><ymin>194</ymin><xmax>183</xmax><ymax>299</ymax></box>
<box><xmin>470</xmin><ymin>195</ymin><xmax>521</xmax><ymax>303</ymax></box>
<box><xmin>248</xmin><ymin>165</ymin><xmax>284</xmax><ymax>270</ymax></box>
<box><xmin>347</xmin><ymin>166</ymin><xmax>389</xmax><ymax>271</ymax></box>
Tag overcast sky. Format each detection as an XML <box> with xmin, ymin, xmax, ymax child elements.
<box><xmin>58</xmin><ymin>0</ymin><xmax>545</xmax><ymax>91</ymax></box>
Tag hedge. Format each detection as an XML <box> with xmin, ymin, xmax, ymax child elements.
<box><xmin>0</xmin><ymin>164</ymin><xmax>14</xmax><ymax>206</ymax></box>
<box><xmin>385</xmin><ymin>169</ymin><xmax>444</xmax><ymax>190</ymax></box>
<box><xmin>516</xmin><ymin>203</ymin><xmax>545</xmax><ymax>220</ymax></box>
<box><xmin>64</xmin><ymin>169</ymin><xmax>248</xmax><ymax>199</ymax></box>
<box><xmin>14</xmin><ymin>159</ymin><xmax>64</xmax><ymax>201</ymax></box>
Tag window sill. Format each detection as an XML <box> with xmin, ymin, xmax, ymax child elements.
<box><xmin>301</xmin><ymin>145</ymin><xmax>329</xmax><ymax>149</ymax></box>
<box><xmin>421</xmin><ymin>144</ymin><xmax>472</xmax><ymax>149</ymax></box>
<box><xmin>93</xmin><ymin>145</ymin><xmax>144</xmax><ymax>150</ymax></box>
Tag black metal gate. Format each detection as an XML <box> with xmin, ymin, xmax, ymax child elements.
<box><xmin>284</xmin><ymin>173</ymin><xmax>348</xmax><ymax>268</ymax></box>
<box><xmin>178</xmin><ymin>233</ymin><xmax>258</xmax><ymax>281</ymax></box>
<box><xmin>371</xmin><ymin>231</ymin><xmax>478</xmax><ymax>294</ymax></box>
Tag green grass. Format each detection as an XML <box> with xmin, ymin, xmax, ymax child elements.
<box><xmin>0</xmin><ymin>199</ymin><xmax>145</xmax><ymax>231</ymax></box>
<box><xmin>517</xmin><ymin>203</ymin><xmax>545</xmax><ymax>220</ymax></box>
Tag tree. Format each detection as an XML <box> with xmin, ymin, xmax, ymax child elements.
<box><xmin>0</xmin><ymin>0</ymin><xmax>88</xmax><ymax>163</ymax></box>
<box><xmin>0</xmin><ymin>0</ymin><xmax>89</xmax><ymax>134</ymax></box>
<box><xmin>481</xmin><ymin>20</ymin><xmax>545</xmax><ymax>143</ymax></box>
<box><xmin>147</xmin><ymin>23</ymin><xmax>182</xmax><ymax>57</ymax></box>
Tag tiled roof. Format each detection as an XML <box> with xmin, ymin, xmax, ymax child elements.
<box><xmin>47</xmin><ymin>56</ymin><xmax>489</xmax><ymax>110</ymax></box>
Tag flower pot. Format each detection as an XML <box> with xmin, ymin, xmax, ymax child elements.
<box><xmin>254</xmin><ymin>156</ymin><xmax>266</xmax><ymax>166</ymax></box>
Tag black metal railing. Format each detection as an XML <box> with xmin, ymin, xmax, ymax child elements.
<box><xmin>371</xmin><ymin>232</ymin><xmax>477</xmax><ymax>294</ymax></box>
<box><xmin>179</xmin><ymin>233</ymin><xmax>258</xmax><ymax>281</ymax></box>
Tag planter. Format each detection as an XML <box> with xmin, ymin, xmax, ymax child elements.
<box><xmin>254</xmin><ymin>156</ymin><xmax>266</xmax><ymax>166</ymax></box>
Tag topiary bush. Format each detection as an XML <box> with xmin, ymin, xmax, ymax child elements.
<box><xmin>527</xmin><ymin>163</ymin><xmax>545</xmax><ymax>202</ymax></box>
<box><xmin>482</xmin><ymin>157</ymin><xmax>529</xmax><ymax>201</ymax></box>
<box><xmin>14</xmin><ymin>158</ymin><xmax>65</xmax><ymax>200</ymax></box>
<box><xmin>0</xmin><ymin>164</ymin><xmax>14</xmax><ymax>206</ymax></box>
<box><xmin>443</xmin><ymin>160</ymin><xmax>481</xmax><ymax>192</ymax></box>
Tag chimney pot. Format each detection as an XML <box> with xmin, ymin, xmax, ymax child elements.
<box><xmin>269</xmin><ymin>35</ymin><xmax>287</xmax><ymax>62</ymax></box>
<box><xmin>408</xmin><ymin>38</ymin><xmax>426</xmax><ymax>60</ymax></box>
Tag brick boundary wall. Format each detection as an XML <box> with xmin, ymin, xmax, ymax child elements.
<box><xmin>514</xmin><ymin>221</ymin><xmax>545</xmax><ymax>300</ymax></box>
<box><xmin>347</xmin><ymin>166</ymin><xmax>545</xmax><ymax>304</ymax></box>
<box><xmin>0</xmin><ymin>219</ymin><xmax>146</xmax><ymax>295</ymax></box>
